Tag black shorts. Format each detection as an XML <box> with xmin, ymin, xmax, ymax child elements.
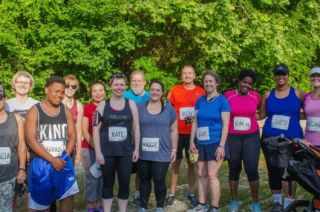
<box><xmin>176</xmin><ymin>134</ymin><xmax>191</xmax><ymax>160</ymax></box>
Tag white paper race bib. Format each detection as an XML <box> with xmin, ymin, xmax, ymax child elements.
<box><xmin>307</xmin><ymin>117</ymin><xmax>320</xmax><ymax>132</ymax></box>
<box><xmin>108</xmin><ymin>127</ymin><xmax>127</xmax><ymax>142</ymax></box>
<box><xmin>234</xmin><ymin>117</ymin><xmax>251</xmax><ymax>131</ymax></box>
<box><xmin>179</xmin><ymin>107</ymin><xmax>195</xmax><ymax>120</ymax></box>
<box><xmin>271</xmin><ymin>115</ymin><xmax>290</xmax><ymax>130</ymax></box>
<box><xmin>0</xmin><ymin>147</ymin><xmax>11</xmax><ymax>165</ymax></box>
<box><xmin>142</xmin><ymin>137</ymin><xmax>160</xmax><ymax>152</ymax></box>
<box><xmin>42</xmin><ymin>140</ymin><xmax>66</xmax><ymax>157</ymax></box>
<box><xmin>196</xmin><ymin>127</ymin><xmax>210</xmax><ymax>141</ymax></box>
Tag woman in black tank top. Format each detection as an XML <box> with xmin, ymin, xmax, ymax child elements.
<box><xmin>93</xmin><ymin>74</ymin><xmax>140</xmax><ymax>212</ymax></box>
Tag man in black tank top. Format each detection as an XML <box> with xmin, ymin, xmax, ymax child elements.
<box><xmin>25</xmin><ymin>76</ymin><xmax>78</xmax><ymax>212</ymax></box>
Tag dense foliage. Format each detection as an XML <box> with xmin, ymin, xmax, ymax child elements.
<box><xmin>0</xmin><ymin>0</ymin><xmax>319</xmax><ymax>101</ymax></box>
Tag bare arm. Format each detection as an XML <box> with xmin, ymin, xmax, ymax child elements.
<box><xmin>216</xmin><ymin>111</ymin><xmax>230</xmax><ymax>161</ymax></box>
<box><xmin>295</xmin><ymin>88</ymin><xmax>306</xmax><ymax>120</ymax></box>
<box><xmin>93</xmin><ymin>101</ymin><xmax>105</xmax><ymax>165</ymax></box>
<box><xmin>25</xmin><ymin>107</ymin><xmax>65</xmax><ymax>170</ymax></box>
<box><xmin>129</xmin><ymin>100</ymin><xmax>140</xmax><ymax>162</ymax></box>
<box><xmin>256</xmin><ymin>91</ymin><xmax>270</xmax><ymax>120</ymax></box>
<box><xmin>82</xmin><ymin>116</ymin><xmax>94</xmax><ymax>147</ymax></box>
<box><xmin>65</xmin><ymin>108</ymin><xmax>77</xmax><ymax>156</ymax></box>
<box><xmin>189</xmin><ymin>111</ymin><xmax>198</xmax><ymax>153</ymax></box>
<box><xmin>15</xmin><ymin>114</ymin><xmax>26</xmax><ymax>184</ymax></box>
<box><xmin>170</xmin><ymin>120</ymin><xmax>178</xmax><ymax>163</ymax></box>
<box><xmin>74</xmin><ymin>101</ymin><xmax>83</xmax><ymax>165</ymax></box>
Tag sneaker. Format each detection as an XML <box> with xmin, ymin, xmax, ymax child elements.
<box><xmin>132</xmin><ymin>192</ymin><xmax>140</xmax><ymax>205</ymax></box>
<box><xmin>188</xmin><ymin>203</ymin><xmax>209</xmax><ymax>212</ymax></box>
<box><xmin>271</xmin><ymin>202</ymin><xmax>283</xmax><ymax>212</ymax></box>
<box><xmin>86</xmin><ymin>208</ymin><xmax>95</xmax><ymax>212</ymax></box>
<box><xmin>207</xmin><ymin>205</ymin><xmax>219</xmax><ymax>212</ymax></box>
<box><xmin>155</xmin><ymin>207</ymin><xmax>164</xmax><ymax>212</ymax></box>
<box><xmin>227</xmin><ymin>200</ymin><xmax>240</xmax><ymax>212</ymax></box>
<box><xmin>138</xmin><ymin>207</ymin><xmax>148</xmax><ymax>212</ymax></box>
<box><xmin>250</xmin><ymin>202</ymin><xmax>261</xmax><ymax>212</ymax></box>
<box><xmin>94</xmin><ymin>206</ymin><xmax>104</xmax><ymax>212</ymax></box>
<box><xmin>165</xmin><ymin>194</ymin><xmax>175</xmax><ymax>207</ymax></box>
<box><xmin>188</xmin><ymin>193</ymin><xmax>198</xmax><ymax>207</ymax></box>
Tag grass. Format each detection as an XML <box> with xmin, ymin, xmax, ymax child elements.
<box><xmin>16</xmin><ymin>152</ymin><xmax>312</xmax><ymax>212</ymax></box>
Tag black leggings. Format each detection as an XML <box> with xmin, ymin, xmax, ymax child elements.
<box><xmin>138</xmin><ymin>160</ymin><xmax>170</xmax><ymax>209</ymax></box>
<box><xmin>101</xmin><ymin>156</ymin><xmax>132</xmax><ymax>199</ymax></box>
<box><xmin>228</xmin><ymin>131</ymin><xmax>260</xmax><ymax>182</ymax></box>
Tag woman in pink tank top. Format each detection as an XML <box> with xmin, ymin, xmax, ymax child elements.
<box><xmin>304</xmin><ymin>67</ymin><xmax>320</xmax><ymax>146</ymax></box>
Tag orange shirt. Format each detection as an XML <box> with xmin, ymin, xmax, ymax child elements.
<box><xmin>168</xmin><ymin>84</ymin><xmax>205</xmax><ymax>134</ymax></box>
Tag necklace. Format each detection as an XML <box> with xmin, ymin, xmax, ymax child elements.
<box><xmin>206</xmin><ymin>94</ymin><xmax>220</xmax><ymax>102</ymax></box>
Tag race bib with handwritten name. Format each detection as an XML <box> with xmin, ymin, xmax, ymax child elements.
<box><xmin>142</xmin><ymin>137</ymin><xmax>160</xmax><ymax>152</ymax></box>
<box><xmin>0</xmin><ymin>147</ymin><xmax>11</xmax><ymax>165</ymax></box>
<box><xmin>108</xmin><ymin>127</ymin><xmax>127</xmax><ymax>142</ymax></box>
<box><xmin>42</xmin><ymin>140</ymin><xmax>66</xmax><ymax>157</ymax></box>
<box><xmin>180</xmin><ymin>107</ymin><xmax>195</xmax><ymax>120</ymax></box>
<box><xmin>307</xmin><ymin>116</ymin><xmax>320</xmax><ymax>132</ymax></box>
<box><xmin>196</xmin><ymin>127</ymin><xmax>210</xmax><ymax>141</ymax></box>
<box><xmin>271</xmin><ymin>115</ymin><xmax>290</xmax><ymax>130</ymax></box>
<box><xmin>234</xmin><ymin>117</ymin><xmax>251</xmax><ymax>131</ymax></box>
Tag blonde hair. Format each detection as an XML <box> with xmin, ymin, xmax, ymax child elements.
<box><xmin>63</xmin><ymin>74</ymin><xmax>79</xmax><ymax>85</ymax></box>
<box><xmin>11</xmin><ymin>71</ymin><xmax>35</xmax><ymax>90</ymax></box>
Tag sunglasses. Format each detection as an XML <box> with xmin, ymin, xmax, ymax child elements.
<box><xmin>111</xmin><ymin>73</ymin><xmax>126</xmax><ymax>79</ymax></box>
<box><xmin>66</xmin><ymin>84</ymin><xmax>77</xmax><ymax>89</ymax></box>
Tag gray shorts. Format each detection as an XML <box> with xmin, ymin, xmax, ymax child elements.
<box><xmin>0</xmin><ymin>178</ymin><xmax>16</xmax><ymax>212</ymax></box>
<box><xmin>82</xmin><ymin>148</ymin><xmax>103</xmax><ymax>202</ymax></box>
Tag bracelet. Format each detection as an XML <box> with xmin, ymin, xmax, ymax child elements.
<box><xmin>18</xmin><ymin>168</ymin><xmax>26</xmax><ymax>172</ymax></box>
<box><xmin>218</xmin><ymin>144</ymin><xmax>225</xmax><ymax>148</ymax></box>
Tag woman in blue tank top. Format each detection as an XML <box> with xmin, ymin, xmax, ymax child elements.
<box><xmin>258</xmin><ymin>64</ymin><xmax>304</xmax><ymax>211</ymax></box>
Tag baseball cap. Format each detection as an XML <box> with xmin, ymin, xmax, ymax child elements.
<box><xmin>0</xmin><ymin>85</ymin><xmax>6</xmax><ymax>98</ymax></box>
<box><xmin>273</xmin><ymin>64</ymin><xmax>289</xmax><ymax>75</ymax></box>
<box><xmin>310</xmin><ymin>67</ymin><xmax>320</xmax><ymax>75</ymax></box>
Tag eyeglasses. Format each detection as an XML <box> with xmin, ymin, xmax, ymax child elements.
<box><xmin>66</xmin><ymin>84</ymin><xmax>77</xmax><ymax>89</ymax></box>
<box><xmin>15</xmin><ymin>81</ymin><xmax>31</xmax><ymax>86</ymax></box>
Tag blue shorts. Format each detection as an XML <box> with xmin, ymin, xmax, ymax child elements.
<box><xmin>28</xmin><ymin>152</ymin><xmax>79</xmax><ymax>210</ymax></box>
<box><xmin>196</xmin><ymin>142</ymin><xmax>230</xmax><ymax>161</ymax></box>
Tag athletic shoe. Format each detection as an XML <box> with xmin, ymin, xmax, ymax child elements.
<box><xmin>132</xmin><ymin>192</ymin><xmax>140</xmax><ymax>205</ymax></box>
<box><xmin>155</xmin><ymin>207</ymin><xmax>164</xmax><ymax>212</ymax></box>
<box><xmin>249</xmin><ymin>202</ymin><xmax>261</xmax><ymax>212</ymax></box>
<box><xmin>94</xmin><ymin>206</ymin><xmax>104</xmax><ymax>212</ymax></box>
<box><xmin>138</xmin><ymin>207</ymin><xmax>148</xmax><ymax>212</ymax></box>
<box><xmin>271</xmin><ymin>202</ymin><xmax>284</xmax><ymax>212</ymax></box>
<box><xmin>207</xmin><ymin>205</ymin><xmax>220</xmax><ymax>212</ymax></box>
<box><xmin>86</xmin><ymin>208</ymin><xmax>95</xmax><ymax>212</ymax></box>
<box><xmin>188</xmin><ymin>203</ymin><xmax>208</xmax><ymax>212</ymax></box>
<box><xmin>188</xmin><ymin>193</ymin><xmax>198</xmax><ymax>207</ymax></box>
<box><xmin>227</xmin><ymin>200</ymin><xmax>240</xmax><ymax>212</ymax></box>
<box><xmin>165</xmin><ymin>194</ymin><xmax>175</xmax><ymax>207</ymax></box>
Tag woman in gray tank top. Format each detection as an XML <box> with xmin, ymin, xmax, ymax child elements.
<box><xmin>137</xmin><ymin>80</ymin><xmax>178</xmax><ymax>212</ymax></box>
<box><xmin>0</xmin><ymin>85</ymin><xmax>26</xmax><ymax>211</ymax></box>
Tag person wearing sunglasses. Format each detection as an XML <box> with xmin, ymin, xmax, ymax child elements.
<box><xmin>258</xmin><ymin>64</ymin><xmax>304</xmax><ymax>210</ymax></box>
<box><xmin>0</xmin><ymin>85</ymin><xmax>27</xmax><ymax>211</ymax></box>
<box><xmin>62</xmin><ymin>75</ymin><xmax>83</xmax><ymax>166</ymax></box>
<box><xmin>93</xmin><ymin>73</ymin><xmax>140</xmax><ymax>212</ymax></box>
<box><xmin>5</xmin><ymin>71</ymin><xmax>39</xmax><ymax>118</ymax></box>
<box><xmin>303</xmin><ymin>67</ymin><xmax>320</xmax><ymax>147</ymax></box>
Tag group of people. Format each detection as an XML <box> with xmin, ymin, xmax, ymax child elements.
<box><xmin>0</xmin><ymin>64</ymin><xmax>319</xmax><ymax>212</ymax></box>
